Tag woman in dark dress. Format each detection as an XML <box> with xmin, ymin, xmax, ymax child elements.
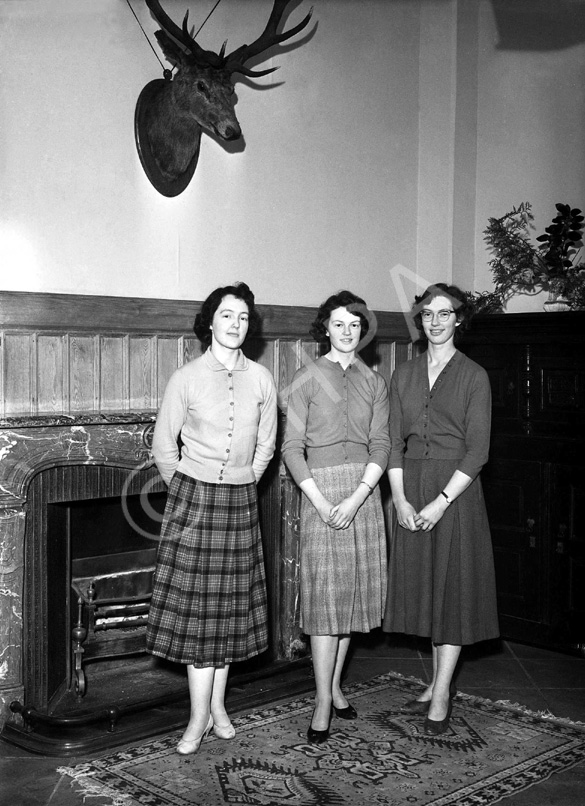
<box><xmin>383</xmin><ymin>283</ymin><xmax>499</xmax><ymax>735</ymax></box>
<box><xmin>146</xmin><ymin>283</ymin><xmax>277</xmax><ymax>755</ymax></box>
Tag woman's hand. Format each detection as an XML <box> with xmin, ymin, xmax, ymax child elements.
<box><xmin>415</xmin><ymin>496</ymin><xmax>450</xmax><ymax>532</ymax></box>
<box><xmin>314</xmin><ymin>498</ymin><xmax>337</xmax><ymax>525</ymax></box>
<box><xmin>395</xmin><ymin>500</ymin><xmax>420</xmax><ymax>532</ymax></box>
<box><xmin>328</xmin><ymin>495</ymin><xmax>361</xmax><ymax>530</ymax></box>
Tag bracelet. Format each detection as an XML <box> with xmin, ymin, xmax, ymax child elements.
<box><xmin>441</xmin><ymin>491</ymin><xmax>452</xmax><ymax>505</ymax></box>
<box><xmin>360</xmin><ymin>481</ymin><xmax>373</xmax><ymax>494</ymax></box>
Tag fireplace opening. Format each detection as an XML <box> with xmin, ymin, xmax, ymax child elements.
<box><xmin>46</xmin><ymin>490</ymin><xmax>168</xmax><ymax>712</ymax></box>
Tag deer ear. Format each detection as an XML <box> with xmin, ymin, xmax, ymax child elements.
<box><xmin>154</xmin><ymin>30</ymin><xmax>190</xmax><ymax>69</ymax></box>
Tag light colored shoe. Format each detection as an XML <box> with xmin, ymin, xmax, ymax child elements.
<box><xmin>177</xmin><ymin>714</ymin><xmax>213</xmax><ymax>756</ymax></box>
<box><xmin>213</xmin><ymin>720</ymin><xmax>236</xmax><ymax>740</ymax></box>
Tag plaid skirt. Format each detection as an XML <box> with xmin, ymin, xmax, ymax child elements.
<box><xmin>146</xmin><ymin>472</ymin><xmax>268</xmax><ymax>667</ymax></box>
<box><xmin>300</xmin><ymin>463</ymin><xmax>387</xmax><ymax>635</ymax></box>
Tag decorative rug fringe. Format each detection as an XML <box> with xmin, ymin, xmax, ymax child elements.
<box><xmin>380</xmin><ymin>670</ymin><xmax>585</xmax><ymax>729</ymax></box>
<box><xmin>57</xmin><ymin>765</ymin><xmax>133</xmax><ymax>806</ymax></box>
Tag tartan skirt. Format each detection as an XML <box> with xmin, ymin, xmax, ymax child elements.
<box><xmin>299</xmin><ymin>463</ymin><xmax>387</xmax><ymax>635</ymax></box>
<box><xmin>146</xmin><ymin>472</ymin><xmax>268</xmax><ymax>667</ymax></box>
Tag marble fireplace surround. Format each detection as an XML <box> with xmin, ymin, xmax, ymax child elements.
<box><xmin>0</xmin><ymin>412</ymin><xmax>158</xmax><ymax>732</ymax></box>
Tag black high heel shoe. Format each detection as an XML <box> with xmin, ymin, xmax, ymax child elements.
<box><xmin>424</xmin><ymin>698</ymin><xmax>453</xmax><ymax>736</ymax></box>
<box><xmin>403</xmin><ymin>680</ymin><xmax>457</xmax><ymax>716</ymax></box>
<box><xmin>402</xmin><ymin>698</ymin><xmax>431</xmax><ymax>714</ymax></box>
<box><xmin>333</xmin><ymin>703</ymin><xmax>357</xmax><ymax>720</ymax></box>
<box><xmin>307</xmin><ymin>708</ymin><xmax>331</xmax><ymax>744</ymax></box>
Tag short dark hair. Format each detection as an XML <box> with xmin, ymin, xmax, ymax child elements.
<box><xmin>310</xmin><ymin>290</ymin><xmax>371</xmax><ymax>341</ymax></box>
<box><xmin>193</xmin><ymin>282</ymin><xmax>261</xmax><ymax>346</ymax></box>
<box><xmin>412</xmin><ymin>282</ymin><xmax>473</xmax><ymax>344</ymax></box>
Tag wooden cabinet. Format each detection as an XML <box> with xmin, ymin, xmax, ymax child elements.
<box><xmin>461</xmin><ymin>311</ymin><xmax>585</xmax><ymax>654</ymax></box>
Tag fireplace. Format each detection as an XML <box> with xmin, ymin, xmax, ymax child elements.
<box><xmin>0</xmin><ymin>416</ymin><xmax>162</xmax><ymax>745</ymax></box>
<box><xmin>0</xmin><ymin>411</ymin><xmax>307</xmax><ymax>755</ymax></box>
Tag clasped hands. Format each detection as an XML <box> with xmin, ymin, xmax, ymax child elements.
<box><xmin>396</xmin><ymin>496</ymin><xmax>449</xmax><ymax>533</ymax></box>
<box><xmin>318</xmin><ymin>495</ymin><xmax>362</xmax><ymax>530</ymax></box>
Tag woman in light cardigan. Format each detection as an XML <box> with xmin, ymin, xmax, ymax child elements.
<box><xmin>282</xmin><ymin>290</ymin><xmax>389</xmax><ymax>744</ymax></box>
<box><xmin>147</xmin><ymin>282</ymin><xmax>277</xmax><ymax>755</ymax></box>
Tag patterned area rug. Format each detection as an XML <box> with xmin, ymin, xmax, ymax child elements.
<box><xmin>59</xmin><ymin>672</ymin><xmax>585</xmax><ymax>806</ymax></box>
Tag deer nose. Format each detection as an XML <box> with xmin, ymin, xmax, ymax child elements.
<box><xmin>223</xmin><ymin>125</ymin><xmax>240</xmax><ymax>141</ymax></box>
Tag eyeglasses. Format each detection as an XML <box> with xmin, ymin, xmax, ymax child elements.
<box><xmin>420</xmin><ymin>309</ymin><xmax>455</xmax><ymax>322</ymax></box>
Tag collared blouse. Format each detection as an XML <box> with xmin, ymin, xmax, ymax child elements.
<box><xmin>152</xmin><ymin>348</ymin><xmax>277</xmax><ymax>486</ymax></box>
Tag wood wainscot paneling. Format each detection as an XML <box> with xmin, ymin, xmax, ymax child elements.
<box><xmin>0</xmin><ymin>291</ymin><xmax>411</xmax><ymax>415</ymax></box>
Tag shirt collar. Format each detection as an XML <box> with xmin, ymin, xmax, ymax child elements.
<box><xmin>323</xmin><ymin>354</ymin><xmax>363</xmax><ymax>371</ymax></box>
<box><xmin>204</xmin><ymin>347</ymin><xmax>249</xmax><ymax>372</ymax></box>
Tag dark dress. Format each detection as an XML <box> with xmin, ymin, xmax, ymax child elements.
<box><xmin>383</xmin><ymin>350</ymin><xmax>499</xmax><ymax>645</ymax></box>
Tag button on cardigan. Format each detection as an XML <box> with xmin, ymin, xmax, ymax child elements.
<box><xmin>282</xmin><ymin>355</ymin><xmax>390</xmax><ymax>486</ymax></box>
<box><xmin>152</xmin><ymin>348</ymin><xmax>277</xmax><ymax>486</ymax></box>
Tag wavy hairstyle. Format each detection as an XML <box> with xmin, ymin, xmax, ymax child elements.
<box><xmin>412</xmin><ymin>282</ymin><xmax>473</xmax><ymax>344</ymax></box>
<box><xmin>194</xmin><ymin>282</ymin><xmax>261</xmax><ymax>346</ymax></box>
<box><xmin>309</xmin><ymin>289</ymin><xmax>371</xmax><ymax>342</ymax></box>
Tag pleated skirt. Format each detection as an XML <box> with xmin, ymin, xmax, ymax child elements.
<box><xmin>384</xmin><ymin>458</ymin><xmax>500</xmax><ymax>646</ymax></box>
<box><xmin>146</xmin><ymin>472</ymin><xmax>268</xmax><ymax>667</ymax></box>
<box><xmin>300</xmin><ymin>463</ymin><xmax>387</xmax><ymax>635</ymax></box>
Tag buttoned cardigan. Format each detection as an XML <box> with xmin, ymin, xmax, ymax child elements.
<box><xmin>282</xmin><ymin>355</ymin><xmax>390</xmax><ymax>486</ymax></box>
<box><xmin>388</xmin><ymin>349</ymin><xmax>491</xmax><ymax>481</ymax></box>
<box><xmin>152</xmin><ymin>348</ymin><xmax>277</xmax><ymax>486</ymax></box>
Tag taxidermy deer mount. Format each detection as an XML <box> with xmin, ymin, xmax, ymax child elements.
<box><xmin>135</xmin><ymin>0</ymin><xmax>314</xmax><ymax>196</ymax></box>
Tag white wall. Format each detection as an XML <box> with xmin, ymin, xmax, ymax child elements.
<box><xmin>0</xmin><ymin>0</ymin><xmax>583</xmax><ymax>312</ymax></box>
<box><xmin>474</xmin><ymin>0</ymin><xmax>585</xmax><ymax>311</ymax></box>
<box><xmin>0</xmin><ymin>0</ymin><xmax>421</xmax><ymax>309</ymax></box>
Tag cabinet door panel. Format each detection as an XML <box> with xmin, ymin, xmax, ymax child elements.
<box><xmin>463</xmin><ymin>343</ymin><xmax>522</xmax><ymax>432</ymax></box>
<box><xmin>549</xmin><ymin>463</ymin><xmax>585</xmax><ymax>650</ymax></box>
<box><xmin>482</xmin><ymin>459</ymin><xmax>544</xmax><ymax>632</ymax></box>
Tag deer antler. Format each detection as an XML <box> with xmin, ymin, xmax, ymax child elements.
<box><xmin>145</xmin><ymin>0</ymin><xmax>223</xmax><ymax>66</ymax></box>
<box><xmin>146</xmin><ymin>0</ymin><xmax>191</xmax><ymax>48</ymax></box>
<box><xmin>224</xmin><ymin>0</ymin><xmax>313</xmax><ymax>76</ymax></box>
<box><xmin>146</xmin><ymin>0</ymin><xmax>313</xmax><ymax>76</ymax></box>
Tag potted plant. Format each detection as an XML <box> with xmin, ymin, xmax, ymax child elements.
<box><xmin>483</xmin><ymin>202</ymin><xmax>585</xmax><ymax>311</ymax></box>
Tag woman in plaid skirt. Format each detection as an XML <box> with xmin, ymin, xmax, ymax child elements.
<box><xmin>146</xmin><ymin>282</ymin><xmax>277</xmax><ymax>755</ymax></box>
<box><xmin>282</xmin><ymin>290</ymin><xmax>390</xmax><ymax>744</ymax></box>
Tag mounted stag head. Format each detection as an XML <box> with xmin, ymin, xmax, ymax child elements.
<box><xmin>135</xmin><ymin>0</ymin><xmax>313</xmax><ymax>196</ymax></box>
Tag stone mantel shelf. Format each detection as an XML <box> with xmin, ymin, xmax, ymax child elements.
<box><xmin>0</xmin><ymin>411</ymin><xmax>157</xmax><ymax>429</ymax></box>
